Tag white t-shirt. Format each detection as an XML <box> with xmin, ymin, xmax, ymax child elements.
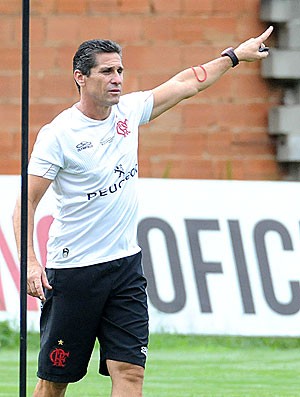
<box><xmin>28</xmin><ymin>91</ymin><xmax>154</xmax><ymax>268</ymax></box>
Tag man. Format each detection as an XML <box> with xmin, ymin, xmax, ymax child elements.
<box><xmin>13</xmin><ymin>26</ymin><xmax>273</xmax><ymax>397</ymax></box>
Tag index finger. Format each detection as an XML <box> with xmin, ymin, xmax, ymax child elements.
<box><xmin>257</xmin><ymin>25</ymin><xmax>274</xmax><ymax>42</ymax></box>
<box><xmin>33</xmin><ymin>279</ymin><xmax>46</xmax><ymax>301</ymax></box>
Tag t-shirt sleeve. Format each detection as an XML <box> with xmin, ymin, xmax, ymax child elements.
<box><xmin>121</xmin><ymin>90</ymin><xmax>154</xmax><ymax>126</ymax></box>
<box><xmin>28</xmin><ymin>125</ymin><xmax>63</xmax><ymax>180</ymax></box>
<box><xmin>139</xmin><ymin>90</ymin><xmax>154</xmax><ymax>125</ymax></box>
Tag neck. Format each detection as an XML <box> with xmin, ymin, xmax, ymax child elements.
<box><xmin>76</xmin><ymin>100</ymin><xmax>111</xmax><ymax>121</ymax></box>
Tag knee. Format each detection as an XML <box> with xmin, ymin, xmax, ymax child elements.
<box><xmin>34</xmin><ymin>379</ymin><xmax>68</xmax><ymax>396</ymax></box>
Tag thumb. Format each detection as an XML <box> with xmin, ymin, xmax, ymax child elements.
<box><xmin>41</xmin><ymin>271</ymin><xmax>52</xmax><ymax>291</ymax></box>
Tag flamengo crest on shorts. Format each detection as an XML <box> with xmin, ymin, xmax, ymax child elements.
<box><xmin>49</xmin><ymin>340</ymin><xmax>70</xmax><ymax>368</ymax></box>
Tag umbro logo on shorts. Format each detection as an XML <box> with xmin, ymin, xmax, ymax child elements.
<box><xmin>141</xmin><ymin>346</ymin><xmax>148</xmax><ymax>357</ymax></box>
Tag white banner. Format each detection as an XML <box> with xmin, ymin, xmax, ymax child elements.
<box><xmin>1</xmin><ymin>176</ymin><xmax>300</xmax><ymax>336</ymax></box>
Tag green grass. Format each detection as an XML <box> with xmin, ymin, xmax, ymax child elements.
<box><xmin>1</xmin><ymin>330</ymin><xmax>300</xmax><ymax>396</ymax></box>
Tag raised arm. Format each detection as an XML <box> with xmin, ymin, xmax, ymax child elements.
<box><xmin>150</xmin><ymin>26</ymin><xmax>273</xmax><ymax>120</ymax></box>
<box><xmin>13</xmin><ymin>174</ymin><xmax>53</xmax><ymax>301</ymax></box>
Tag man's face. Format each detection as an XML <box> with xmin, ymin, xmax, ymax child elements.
<box><xmin>79</xmin><ymin>52</ymin><xmax>124</xmax><ymax>107</ymax></box>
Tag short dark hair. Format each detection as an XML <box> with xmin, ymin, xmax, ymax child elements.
<box><xmin>73</xmin><ymin>39</ymin><xmax>122</xmax><ymax>92</ymax></box>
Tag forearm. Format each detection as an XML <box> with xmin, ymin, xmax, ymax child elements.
<box><xmin>13</xmin><ymin>196</ymin><xmax>37</xmax><ymax>261</ymax></box>
<box><xmin>175</xmin><ymin>56</ymin><xmax>233</xmax><ymax>98</ymax></box>
<box><xmin>151</xmin><ymin>56</ymin><xmax>232</xmax><ymax>119</ymax></box>
<box><xmin>13</xmin><ymin>191</ymin><xmax>52</xmax><ymax>300</ymax></box>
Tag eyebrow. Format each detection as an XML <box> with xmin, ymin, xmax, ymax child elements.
<box><xmin>99</xmin><ymin>65</ymin><xmax>124</xmax><ymax>72</ymax></box>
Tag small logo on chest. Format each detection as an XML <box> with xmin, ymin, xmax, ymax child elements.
<box><xmin>76</xmin><ymin>141</ymin><xmax>93</xmax><ymax>152</ymax></box>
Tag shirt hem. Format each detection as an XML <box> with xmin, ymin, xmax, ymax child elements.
<box><xmin>45</xmin><ymin>247</ymin><xmax>141</xmax><ymax>269</ymax></box>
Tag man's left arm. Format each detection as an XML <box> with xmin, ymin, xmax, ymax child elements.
<box><xmin>150</xmin><ymin>26</ymin><xmax>273</xmax><ymax>120</ymax></box>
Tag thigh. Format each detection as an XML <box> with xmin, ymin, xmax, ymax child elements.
<box><xmin>98</xmin><ymin>252</ymin><xmax>149</xmax><ymax>376</ymax></box>
<box><xmin>38</xmin><ymin>264</ymin><xmax>112</xmax><ymax>383</ymax></box>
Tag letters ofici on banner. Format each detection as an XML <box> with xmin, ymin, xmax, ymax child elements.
<box><xmin>1</xmin><ymin>176</ymin><xmax>300</xmax><ymax>336</ymax></box>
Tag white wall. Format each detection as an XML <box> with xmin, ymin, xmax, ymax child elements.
<box><xmin>1</xmin><ymin>176</ymin><xmax>300</xmax><ymax>335</ymax></box>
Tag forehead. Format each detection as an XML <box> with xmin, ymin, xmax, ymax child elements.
<box><xmin>93</xmin><ymin>52</ymin><xmax>123</xmax><ymax>69</ymax></box>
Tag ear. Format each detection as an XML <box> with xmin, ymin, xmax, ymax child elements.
<box><xmin>74</xmin><ymin>69</ymin><xmax>86</xmax><ymax>89</ymax></box>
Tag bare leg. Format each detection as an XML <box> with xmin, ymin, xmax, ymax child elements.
<box><xmin>107</xmin><ymin>360</ymin><xmax>144</xmax><ymax>397</ymax></box>
<box><xmin>33</xmin><ymin>379</ymin><xmax>68</xmax><ymax>397</ymax></box>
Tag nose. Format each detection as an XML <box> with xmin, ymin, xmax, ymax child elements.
<box><xmin>111</xmin><ymin>71</ymin><xmax>122</xmax><ymax>85</ymax></box>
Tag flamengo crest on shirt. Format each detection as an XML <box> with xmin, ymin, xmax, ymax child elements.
<box><xmin>117</xmin><ymin>118</ymin><xmax>131</xmax><ymax>137</ymax></box>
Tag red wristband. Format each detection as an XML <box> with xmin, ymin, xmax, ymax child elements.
<box><xmin>191</xmin><ymin>65</ymin><xmax>207</xmax><ymax>83</ymax></box>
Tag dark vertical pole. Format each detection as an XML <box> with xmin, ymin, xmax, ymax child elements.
<box><xmin>20</xmin><ymin>1</ymin><xmax>30</xmax><ymax>396</ymax></box>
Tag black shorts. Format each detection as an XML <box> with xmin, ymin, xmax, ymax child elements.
<box><xmin>37</xmin><ymin>251</ymin><xmax>149</xmax><ymax>383</ymax></box>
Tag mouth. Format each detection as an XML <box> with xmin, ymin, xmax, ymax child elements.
<box><xmin>108</xmin><ymin>88</ymin><xmax>121</xmax><ymax>95</ymax></box>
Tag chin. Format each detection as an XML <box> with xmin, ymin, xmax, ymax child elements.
<box><xmin>111</xmin><ymin>97</ymin><xmax>121</xmax><ymax>105</ymax></box>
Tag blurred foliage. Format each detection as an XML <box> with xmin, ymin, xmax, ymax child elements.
<box><xmin>0</xmin><ymin>321</ymin><xmax>39</xmax><ymax>350</ymax></box>
<box><xmin>1</xmin><ymin>321</ymin><xmax>300</xmax><ymax>351</ymax></box>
